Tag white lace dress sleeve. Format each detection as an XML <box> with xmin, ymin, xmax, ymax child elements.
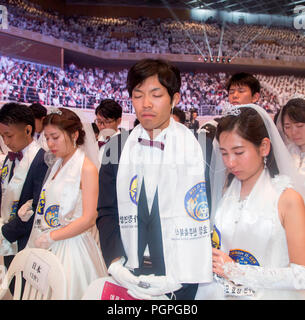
<box><xmin>223</xmin><ymin>262</ymin><xmax>305</xmax><ymax>291</ymax></box>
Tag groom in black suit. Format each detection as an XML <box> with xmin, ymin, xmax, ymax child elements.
<box><xmin>96</xmin><ymin>59</ymin><xmax>213</xmax><ymax>300</ymax></box>
<box><xmin>0</xmin><ymin>103</ymin><xmax>48</xmax><ymax>271</ymax></box>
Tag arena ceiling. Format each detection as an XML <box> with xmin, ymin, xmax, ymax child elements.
<box><xmin>66</xmin><ymin>0</ymin><xmax>305</xmax><ymax>16</ymax></box>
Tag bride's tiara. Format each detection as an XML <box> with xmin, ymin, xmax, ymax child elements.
<box><xmin>223</xmin><ymin>106</ymin><xmax>241</xmax><ymax>117</ymax></box>
<box><xmin>48</xmin><ymin>108</ymin><xmax>62</xmax><ymax>116</ymax></box>
<box><xmin>220</xmin><ymin>101</ymin><xmax>242</xmax><ymax>117</ymax></box>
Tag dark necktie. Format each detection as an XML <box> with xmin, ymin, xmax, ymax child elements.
<box><xmin>98</xmin><ymin>136</ymin><xmax>110</xmax><ymax>149</ymax></box>
<box><xmin>138</xmin><ymin>138</ymin><xmax>165</xmax><ymax>151</ymax></box>
<box><xmin>8</xmin><ymin>152</ymin><xmax>23</xmax><ymax>182</ymax></box>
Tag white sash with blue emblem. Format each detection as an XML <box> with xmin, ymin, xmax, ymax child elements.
<box><xmin>27</xmin><ymin>148</ymin><xmax>85</xmax><ymax>246</ymax></box>
<box><xmin>0</xmin><ymin>140</ymin><xmax>41</xmax><ymax>255</ymax></box>
<box><xmin>116</xmin><ymin>118</ymin><xmax>213</xmax><ymax>283</ymax></box>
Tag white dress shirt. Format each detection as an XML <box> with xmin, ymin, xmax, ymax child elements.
<box><xmin>139</xmin><ymin>127</ymin><xmax>167</xmax><ymax>212</ymax></box>
<box><xmin>98</xmin><ymin>129</ymin><xmax>121</xmax><ymax>165</ymax></box>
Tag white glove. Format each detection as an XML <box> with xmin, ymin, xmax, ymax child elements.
<box><xmin>127</xmin><ymin>286</ymin><xmax>169</xmax><ymax>300</ymax></box>
<box><xmin>0</xmin><ymin>219</ymin><xmax>18</xmax><ymax>255</ymax></box>
<box><xmin>223</xmin><ymin>261</ymin><xmax>305</xmax><ymax>290</ymax></box>
<box><xmin>17</xmin><ymin>199</ymin><xmax>34</xmax><ymax>222</ymax></box>
<box><xmin>127</xmin><ymin>287</ymin><xmax>155</xmax><ymax>300</ymax></box>
<box><xmin>34</xmin><ymin>231</ymin><xmax>55</xmax><ymax>249</ymax></box>
<box><xmin>108</xmin><ymin>257</ymin><xmax>140</xmax><ymax>291</ymax></box>
<box><xmin>132</xmin><ymin>274</ymin><xmax>182</xmax><ymax>297</ymax></box>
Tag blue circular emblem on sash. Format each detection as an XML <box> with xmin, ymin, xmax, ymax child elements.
<box><xmin>129</xmin><ymin>175</ymin><xmax>138</xmax><ymax>205</ymax></box>
<box><xmin>184</xmin><ymin>182</ymin><xmax>209</xmax><ymax>221</ymax></box>
<box><xmin>44</xmin><ymin>205</ymin><xmax>60</xmax><ymax>228</ymax></box>
<box><xmin>1</xmin><ymin>164</ymin><xmax>8</xmax><ymax>183</ymax></box>
<box><xmin>229</xmin><ymin>249</ymin><xmax>260</xmax><ymax>266</ymax></box>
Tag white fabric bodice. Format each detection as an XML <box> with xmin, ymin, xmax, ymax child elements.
<box><xmin>215</xmin><ymin>171</ymin><xmax>290</xmax><ymax>270</ymax></box>
<box><xmin>196</xmin><ymin>170</ymin><xmax>303</xmax><ymax>300</ymax></box>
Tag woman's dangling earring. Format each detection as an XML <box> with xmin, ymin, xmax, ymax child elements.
<box><xmin>264</xmin><ymin>156</ymin><xmax>267</xmax><ymax>169</ymax></box>
<box><xmin>73</xmin><ymin>139</ymin><xmax>76</xmax><ymax>149</ymax></box>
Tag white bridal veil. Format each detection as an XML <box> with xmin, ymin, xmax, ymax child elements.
<box><xmin>209</xmin><ymin>103</ymin><xmax>305</xmax><ymax>227</ymax></box>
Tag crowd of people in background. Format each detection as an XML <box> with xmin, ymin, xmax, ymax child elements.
<box><xmin>2</xmin><ymin>0</ymin><xmax>305</xmax><ymax>62</ymax></box>
<box><xmin>0</xmin><ymin>0</ymin><xmax>305</xmax><ymax>302</ymax></box>
<box><xmin>1</xmin><ymin>54</ymin><xmax>303</xmax><ymax>115</ymax></box>
<box><xmin>0</xmin><ymin>60</ymin><xmax>305</xmax><ymax>300</ymax></box>
<box><xmin>0</xmin><ymin>0</ymin><xmax>304</xmax><ymax>116</ymax></box>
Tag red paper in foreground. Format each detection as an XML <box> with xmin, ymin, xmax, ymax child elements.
<box><xmin>101</xmin><ymin>281</ymin><xmax>140</xmax><ymax>300</ymax></box>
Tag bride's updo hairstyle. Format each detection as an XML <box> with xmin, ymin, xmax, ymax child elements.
<box><xmin>43</xmin><ymin>107</ymin><xmax>85</xmax><ymax>146</ymax></box>
<box><xmin>216</xmin><ymin>107</ymin><xmax>279</xmax><ymax>185</ymax></box>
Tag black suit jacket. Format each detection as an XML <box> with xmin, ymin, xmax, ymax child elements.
<box><xmin>1</xmin><ymin>148</ymin><xmax>48</xmax><ymax>251</ymax></box>
<box><xmin>97</xmin><ymin>132</ymin><xmax>129</xmax><ymax>268</ymax></box>
<box><xmin>96</xmin><ymin>129</ymin><xmax>213</xmax><ymax>269</ymax></box>
<box><xmin>189</xmin><ymin>119</ymin><xmax>199</xmax><ymax>132</ymax></box>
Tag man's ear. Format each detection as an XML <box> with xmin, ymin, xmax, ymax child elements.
<box><xmin>252</xmin><ymin>92</ymin><xmax>260</xmax><ymax>104</ymax></box>
<box><xmin>25</xmin><ymin>125</ymin><xmax>32</xmax><ymax>136</ymax></box>
<box><xmin>171</xmin><ymin>92</ymin><xmax>181</xmax><ymax>108</ymax></box>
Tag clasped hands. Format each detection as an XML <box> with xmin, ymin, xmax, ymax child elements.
<box><xmin>17</xmin><ymin>199</ymin><xmax>55</xmax><ymax>249</ymax></box>
<box><xmin>108</xmin><ymin>257</ymin><xmax>182</xmax><ymax>300</ymax></box>
<box><xmin>17</xmin><ymin>199</ymin><xmax>34</xmax><ymax>222</ymax></box>
<box><xmin>212</xmin><ymin>248</ymin><xmax>235</xmax><ymax>279</ymax></box>
<box><xmin>34</xmin><ymin>230</ymin><xmax>55</xmax><ymax>249</ymax></box>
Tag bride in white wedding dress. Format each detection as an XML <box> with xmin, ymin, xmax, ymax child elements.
<box><xmin>24</xmin><ymin>108</ymin><xmax>107</xmax><ymax>299</ymax></box>
<box><xmin>196</xmin><ymin>104</ymin><xmax>305</xmax><ymax>300</ymax></box>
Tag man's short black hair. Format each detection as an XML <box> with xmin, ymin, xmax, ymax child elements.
<box><xmin>226</xmin><ymin>72</ymin><xmax>261</xmax><ymax>96</ymax></box>
<box><xmin>29</xmin><ymin>103</ymin><xmax>47</xmax><ymax>119</ymax></box>
<box><xmin>127</xmin><ymin>59</ymin><xmax>181</xmax><ymax>101</ymax></box>
<box><xmin>0</xmin><ymin>102</ymin><xmax>35</xmax><ymax>136</ymax></box>
<box><xmin>95</xmin><ymin>99</ymin><xmax>122</xmax><ymax>120</ymax></box>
